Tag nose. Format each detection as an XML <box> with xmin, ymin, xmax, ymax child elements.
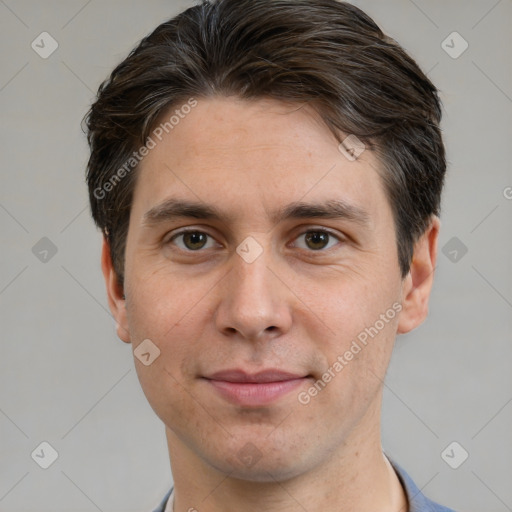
<box><xmin>214</xmin><ymin>242</ymin><xmax>293</xmax><ymax>343</ymax></box>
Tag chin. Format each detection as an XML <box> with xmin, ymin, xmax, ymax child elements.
<box><xmin>205</xmin><ymin>442</ymin><xmax>312</xmax><ymax>484</ymax></box>
<box><xmin>213</xmin><ymin>460</ymin><xmax>306</xmax><ymax>484</ymax></box>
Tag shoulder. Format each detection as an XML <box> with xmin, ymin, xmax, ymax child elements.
<box><xmin>151</xmin><ymin>487</ymin><xmax>173</xmax><ymax>512</ymax></box>
<box><xmin>388</xmin><ymin>456</ymin><xmax>457</xmax><ymax>512</ymax></box>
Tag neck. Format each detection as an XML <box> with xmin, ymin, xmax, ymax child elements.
<box><xmin>166</xmin><ymin>402</ymin><xmax>408</xmax><ymax>512</ymax></box>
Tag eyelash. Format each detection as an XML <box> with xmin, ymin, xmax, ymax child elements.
<box><xmin>165</xmin><ymin>228</ymin><xmax>344</xmax><ymax>253</ymax></box>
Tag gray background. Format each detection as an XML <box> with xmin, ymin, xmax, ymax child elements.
<box><xmin>0</xmin><ymin>1</ymin><xmax>511</xmax><ymax>511</ymax></box>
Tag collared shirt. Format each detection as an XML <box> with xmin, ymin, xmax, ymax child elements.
<box><xmin>152</xmin><ymin>456</ymin><xmax>456</xmax><ymax>512</ymax></box>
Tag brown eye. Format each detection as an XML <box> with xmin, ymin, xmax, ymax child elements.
<box><xmin>293</xmin><ymin>229</ymin><xmax>342</xmax><ymax>251</ymax></box>
<box><xmin>305</xmin><ymin>231</ymin><xmax>330</xmax><ymax>250</ymax></box>
<box><xmin>169</xmin><ymin>231</ymin><xmax>215</xmax><ymax>251</ymax></box>
<box><xmin>182</xmin><ymin>232</ymin><xmax>208</xmax><ymax>250</ymax></box>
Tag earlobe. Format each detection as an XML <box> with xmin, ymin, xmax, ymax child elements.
<box><xmin>397</xmin><ymin>216</ymin><xmax>440</xmax><ymax>335</ymax></box>
<box><xmin>101</xmin><ymin>236</ymin><xmax>131</xmax><ymax>344</ymax></box>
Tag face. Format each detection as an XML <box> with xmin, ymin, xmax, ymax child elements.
<box><xmin>104</xmin><ymin>97</ymin><xmax>436</xmax><ymax>482</ymax></box>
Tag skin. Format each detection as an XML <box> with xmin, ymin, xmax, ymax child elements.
<box><xmin>102</xmin><ymin>97</ymin><xmax>440</xmax><ymax>512</ymax></box>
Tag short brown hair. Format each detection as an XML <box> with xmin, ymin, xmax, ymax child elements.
<box><xmin>84</xmin><ymin>0</ymin><xmax>446</xmax><ymax>287</ymax></box>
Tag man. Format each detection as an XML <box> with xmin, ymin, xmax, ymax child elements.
<box><xmin>84</xmin><ymin>0</ymin><xmax>456</xmax><ymax>510</ymax></box>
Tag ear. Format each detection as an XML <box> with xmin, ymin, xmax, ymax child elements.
<box><xmin>397</xmin><ymin>216</ymin><xmax>440</xmax><ymax>335</ymax></box>
<box><xmin>101</xmin><ymin>235</ymin><xmax>131</xmax><ymax>343</ymax></box>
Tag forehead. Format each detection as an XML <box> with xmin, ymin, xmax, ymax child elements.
<box><xmin>131</xmin><ymin>97</ymin><xmax>388</xmax><ymax>224</ymax></box>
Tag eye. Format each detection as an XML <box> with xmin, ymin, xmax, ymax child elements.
<box><xmin>292</xmin><ymin>229</ymin><xmax>342</xmax><ymax>251</ymax></box>
<box><xmin>167</xmin><ymin>230</ymin><xmax>218</xmax><ymax>251</ymax></box>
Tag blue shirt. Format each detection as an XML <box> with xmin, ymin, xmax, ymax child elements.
<box><xmin>152</xmin><ymin>456</ymin><xmax>456</xmax><ymax>511</ymax></box>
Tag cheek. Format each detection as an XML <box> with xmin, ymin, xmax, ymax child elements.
<box><xmin>126</xmin><ymin>286</ymin><xmax>205</xmax><ymax>427</ymax></box>
<box><xmin>125</xmin><ymin>263</ymin><xmax>208</xmax><ymax>338</ymax></box>
<box><xmin>305</xmin><ymin>269</ymin><xmax>401</xmax><ymax>391</ymax></box>
<box><xmin>304</xmin><ymin>265</ymin><xmax>400</xmax><ymax>335</ymax></box>
<box><xmin>123</xmin><ymin>270</ymin><xmax>204</xmax><ymax>397</ymax></box>
<box><xmin>305</xmin><ymin>312</ymin><xmax>399</xmax><ymax>433</ymax></box>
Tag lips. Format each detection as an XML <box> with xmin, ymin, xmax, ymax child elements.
<box><xmin>206</xmin><ymin>369</ymin><xmax>306</xmax><ymax>383</ymax></box>
<box><xmin>203</xmin><ymin>369</ymin><xmax>310</xmax><ymax>406</ymax></box>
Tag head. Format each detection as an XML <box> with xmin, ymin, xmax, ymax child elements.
<box><xmin>85</xmin><ymin>0</ymin><xmax>445</xmax><ymax>482</ymax></box>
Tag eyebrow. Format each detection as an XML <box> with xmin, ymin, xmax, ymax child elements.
<box><xmin>142</xmin><ymin>198</ymin><xmax>371</xmax><ymax>228</ymax></box>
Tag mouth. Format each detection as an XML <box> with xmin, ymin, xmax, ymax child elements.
<box><xmin>202</xmin><ymin>369</ymin><xmax>311</xmax><ymax>407</ymax></box>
